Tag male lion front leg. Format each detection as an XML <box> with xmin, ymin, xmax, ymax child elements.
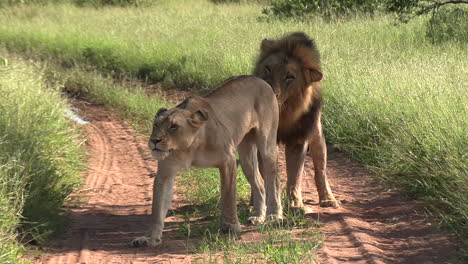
<box><xmin>219</xmin><ymin>158</ymin><xmax>242</xmax><ymax>233</ymax></box>
<box><xmin>309</xmin><ymin>118</ymin><xmax>340</xmax><ymax>208</ymax></box>
<box><xmin>285</xmin><ymin>142</ymin><xmax>308</xmax><ymax>209</ymax></box>
<box><xmin>131</xmin><ymin>163</ymin><xmax>178</xmax><ymax>247</ymax></box>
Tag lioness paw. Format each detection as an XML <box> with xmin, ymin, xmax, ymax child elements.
<box><xmin>248</xmin><ymin>216</ymin><xmax>265</xmax><ymax>225</ymax></box>
<box><xmin>130</xmin><ymin>236</ymin><xmax>162</xmax><ymax>248</ymax></box>
<box><xmin>289</xmin><ymin>199</ymin><xmax>304</xmax><ymax>209</ymax></box>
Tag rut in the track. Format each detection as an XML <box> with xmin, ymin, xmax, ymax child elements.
<box><xmin>34</xmin><ymin>100</ymin><xmax>459</xmax><ymax>264</ymax></box>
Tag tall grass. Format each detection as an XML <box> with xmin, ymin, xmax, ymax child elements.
<box><xmin>0</xmin><ymin>0</ymin><xmax>466</xmax><ymax>243</ymax></box>
<box><xmin>0</xmin><ymin>57</ymin><xmax>85</xmax><ymax>263</ymax></box>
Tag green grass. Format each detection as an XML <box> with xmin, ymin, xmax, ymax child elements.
<box><xmin>175</xmin><ymin>155</ymin><xmax>321</xmax><ymax>262</ymax></box>
<box><xmin>0</xmin><ymin>56</ymin><xmax>86</xmax><ymax>263</ymax></box>
<box><xmin>194</xmin><ymin>226</ymin><xmax>321</xmax><ymax>264</ymax></box>
<box><xmin>175</xmin><ymin>184</ymin><xmax>322</xmax><ymax>263</ymax></box>
<box><xmin>0</xmin><ymin>0</ymin><xmax>466</xmax><ymax>253</ymax></box>
<box><xmin>178</xmin><ymin>168</ymin><xmax>251</xmax><ymax>217</ymax></box>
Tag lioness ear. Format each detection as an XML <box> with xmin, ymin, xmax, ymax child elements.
<box><xmin>156</xmin><ymin>108</ymin><xmax>167</xmax><ymax>117</ymax></box>
<box><xmin>188</xmin><ymin>109</ymin><xmax>208</xmax><ymax>128</ymax></box>
<box><xmin>309</xmin><ymin>69</ymin><xmax>323</xmax><ymax>83</ymax></box>
<box><xmin>260</xmin><ymin>38</ymin><xmax>275</xmax><ymax>52</ymax></box>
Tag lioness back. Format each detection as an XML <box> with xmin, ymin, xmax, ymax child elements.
<box><xmin>207</xmin><ymin>75</ymin><xmax>276</xmax><ymax>107</ymax></box>
<box><xmin>205</xmin><ymin>75</ymin><xmax>278</xmax><ymax>143</ymax></box>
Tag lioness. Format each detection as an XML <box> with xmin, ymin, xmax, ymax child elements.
<box><xmin>131</xmin><ymin>76</ymin><xmax>282</xmax><ymax>247</ymax></box>
<box><xmin>253</xmin><ymin>32</ymin><xmax>340</xmax><ymax>208</ymax></box>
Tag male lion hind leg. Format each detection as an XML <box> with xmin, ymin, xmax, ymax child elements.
<box><xmin>309</xmin><ymin>119</ymin><xmax>340</xmax><ymax>208</ymax></box>
<box><xmin>285</xmin><ymin>142</ymin><xmax>308</xmax><ymax>210</ymax></box>
<box><xmin>131</xmin><ymin>163</ymin><xmax>178</xmax><ymax>247</ymax></box>
<box><xmin>238</xmin><ymin>139</ymin><xmax>266</xmax><ymax>225</ymax></box>
<box><xmin>219</xmin><ymin>158</ymin><xmax>242</xmax><ymax>233</ymax></box>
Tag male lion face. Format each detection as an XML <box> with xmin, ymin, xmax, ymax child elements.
<box><xmin>255</xmin><ymin>53</ymin><xmax>304</xmax><ymax>104</ymax></box>
<box><xmin>149</xmin><ymin>107</ymin><xmax>208</xmax><ymax>160</ymax></box>
<box><xmin>254</xmin><ymin>37</ymin><xmax>323</xmax><ymax>105</ymax></box>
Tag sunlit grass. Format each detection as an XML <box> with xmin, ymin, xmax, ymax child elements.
<box><xmin>0</xmin><ymin>57</ymin><xmax>85</xmax><ymax>263</ymax></box>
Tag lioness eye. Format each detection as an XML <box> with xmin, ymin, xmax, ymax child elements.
<box><xmin>265</xmin><ymin>66</ymin><xmax>271</xmax><ymax>75</ymax></box>
<box><xmin>169</xmin><ymin>124</ymin><xmax>178</xmax><ymax>131</ymax></box>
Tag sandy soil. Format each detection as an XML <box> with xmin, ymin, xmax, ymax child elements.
<box><xmin>32</xmin><ymin>100</ymin><xmax>459</xmax><ymax>264</ymax></box>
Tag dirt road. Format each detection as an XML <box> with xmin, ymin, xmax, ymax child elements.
<box><xmin>34</xmin><ymin>101</ymin><xmax>458</xmax><ymax>264</ymax></box>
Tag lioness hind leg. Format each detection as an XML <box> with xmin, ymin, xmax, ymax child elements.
<box><xmin>309</xmin><ymin>117</ymin><xmax>340</xmax><ymax>208</ymax></box>
<box><xmin>238</xmin><ymin>138</ymin><xmax>266</xmax><ymax>224</ymax></box>
<box><xmin>257</xmin><ymin>137</ymin><xmax>283</xmax><ymax>221</ymax></box>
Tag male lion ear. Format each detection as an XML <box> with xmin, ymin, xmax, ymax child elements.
<box><xmin>309</xmin><ymin>69</ymin><xmax>323</xmax><ymax>83</ymax></box>
<box><xmin>156</xmin><ymin>108</ymin><xmax>168</xmax><ymax>117</ymax></box>
<box><xmin>188</xmin><ymin>109</ymin><xmax>208</xmax><ymax>128</ymax></box>
<box><xmin>260</xmin><ymin>39</ymin><xmax>275</xmax><ymax>52</ymax></box>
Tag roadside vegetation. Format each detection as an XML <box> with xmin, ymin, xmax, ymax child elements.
<box><xmin>0</xmin><ymin>0</ymin><xmax>466</xmax><ymax>261</ymax></box>
<box><xmin>0</xmin><ymin>57</ymin><xmax>85</xmax><ymax>263</ymax></box>
<box><xmin>177</xmin><ymin>167</ymin><xmax>322</xmax><ymax>263</ymax></box>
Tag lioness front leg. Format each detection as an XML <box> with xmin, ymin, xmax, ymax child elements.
<box><xmin>131</xmin><ymin>162</ymin><xmax>178</xmax><ymax>247</ymax></box>
<box><xmin>219</xmin><ymin>158</ymin><xmax>242</xmax><ymax>233</ymax></box>
<box><xmin>309</xmin><ymin>119</ymin><xmax>340</xmax><ymax>208</ymax></box>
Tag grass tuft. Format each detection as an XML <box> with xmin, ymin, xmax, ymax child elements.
<box><xmin>0</xmin><ymin>57</ymin><xmax>85</xmax><ymax>263</ymax></box>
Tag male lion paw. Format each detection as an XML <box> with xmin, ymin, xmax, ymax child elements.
<box><xmin>319</xmin><ymin>199</ymin><xmax>341</xmax><ymax>208</ymax></box>
<box><xmin>220</xmin><ymin>222</ymin><xmax>242</xmax><ymax>234</ymax></box>
<box><xmin>130</xmin><ymin>236</ymin><xmax>162</xmax><ymax>248</ymax></box>
<box><xmin>248</xmin><ymin>216</ymin><xmax>265</xmax><ymax>225</ymax></box>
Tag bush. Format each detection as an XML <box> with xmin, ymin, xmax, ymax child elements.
<box><xmin>73</xmin><ymin>0</ymin><xmax>151</xmax><ymax>7</ymax></box>
<box><xmin>0</xmin><ymin>0</ymin><xmax>151</xmax><ymax>7</ymax></box>
<box><xmin>426</xmin><ymin>7</ymin><xmax>468</xmax><ymax>43</ymax></box>
<box><xmin>263</xmin><ymin>0</ymin><xmax>381</xmax><ymax>18</ymax></box>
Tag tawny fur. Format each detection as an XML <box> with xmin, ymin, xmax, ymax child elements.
<box><xmin>131</xmin><ymin>76</ymin><xmax>283</xmax><ymax>248</ymax></box>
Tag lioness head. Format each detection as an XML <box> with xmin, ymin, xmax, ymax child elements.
<box><xmin>149</xmin><ymin>98</ymin><xmax>208</xmax><ymax>160</ymax></box>
<box><xmin>253</xmin><ymin>32</ymin><xmax>323</xmax><ymax>104</ymax></box>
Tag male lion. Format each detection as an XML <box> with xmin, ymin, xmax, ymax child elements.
<box><xmin>253</xmin><ymin>32</ymin><xmax>340</xmax><ymax>209</ymax></box>
<box><xmin>131</xmin><ymin>76</ymin><xmax>283</xmax><ymax>247</ymax></box>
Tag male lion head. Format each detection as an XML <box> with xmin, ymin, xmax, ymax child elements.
<box><xmin>253</xmin><ymin>32</ymin><xmax>323</xmax><ymax>105</ymax></box>
<box><xmin>149</xmin><ymin>97</ymin><xmax>208</xmax><ymax>160</ymax></box>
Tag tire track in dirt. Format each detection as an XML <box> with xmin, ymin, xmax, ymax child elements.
<box><xmin>36</xmin><ymin>101</ymin><xmax>191</xmax><ymax>264</ymax></box>
<box><xmin>33</xmin><ymin>100</ymin><xmax>459</xmax><ymax>264</ymax></box>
